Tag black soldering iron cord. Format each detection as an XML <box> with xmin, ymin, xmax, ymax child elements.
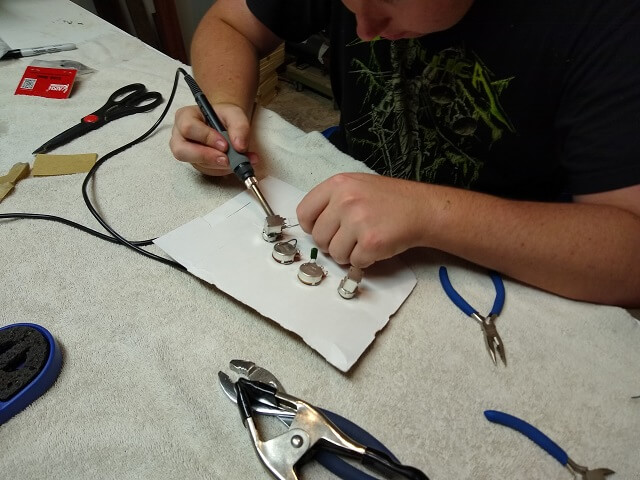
<box><xmin>0</xmin><ymin>68</ymin><xmax>199</xmax><ymax>272</ymax></box>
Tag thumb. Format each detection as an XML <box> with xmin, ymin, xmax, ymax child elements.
<box><xmin>216</xmin><ymin>104</ymin><xmax>252</xmax><ymax>153</ymax></box>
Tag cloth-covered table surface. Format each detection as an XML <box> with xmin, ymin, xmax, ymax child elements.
<box><xmin>1</xmin><ymin>1</ymin><xmax>639</xmax><ymax>479</ymax></box>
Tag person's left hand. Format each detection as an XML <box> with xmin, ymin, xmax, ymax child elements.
<box><xmin>296</xmin><ymin>173</ymin><xmax>428</xmax><ymax>267</ymax></box>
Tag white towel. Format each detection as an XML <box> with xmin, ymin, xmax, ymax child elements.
<box><xmin>1</xmin><ymin>12</ymin><xmax>639</xmax><ymax>480</ymax></box>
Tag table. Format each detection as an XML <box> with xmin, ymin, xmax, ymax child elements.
<box><xmin>1</xmin><ymin>1</ymin><xmax>639</xmax><ymax>479</ymax></box>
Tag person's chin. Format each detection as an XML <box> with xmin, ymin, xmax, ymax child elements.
<box><xmin>382</xmin><ymin>31</ymin><xmax>422</xmax><ymax>40</ymax></box>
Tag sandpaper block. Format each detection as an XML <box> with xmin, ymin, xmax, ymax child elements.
<box><xmin>32</xmin><ymin>153</ymin><xmax>97</xmax><ymax>176</ymax></box>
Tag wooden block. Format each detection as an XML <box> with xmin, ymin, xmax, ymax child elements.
<box><xmin>0</xmin><ymin>162</ymin><xmax>30</xmax><ymax>184</ymax></box>
<box><xmin>257</xmin><ymin>71</ymin><xmax>278</xmax><ymax>97</ymax></box>
<box><xmin>0</xmin><ymin>182</ymin><xmax>14</xmax><ymax>202</ymax></box>
<box><xmin>284</xmin><ymin>64</ymin><xmax>333</xmax><ymax>99</ymax></box>
<box><xmin>256</xmin><ymin>87</ymin><xmax>278</xmax><ymax>106</ymax></box>
<box><xmin>259</xmin><ymin>43</ymin><xmax>285</xmax><ymax>79</ymax></box>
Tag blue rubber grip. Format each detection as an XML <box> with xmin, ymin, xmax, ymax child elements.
<box><xmin>484</xmin><ymin>410</ymin><xmax>568</xmax><ymax>466</ymax></box>
<box><xmin>489</xmin><ymin>272</ymin><xmax>505</xmax><ymax>316</ymax></box>
<box><xmin>439</xmin><ymin>267</ymin><xmax>476</xmax><ymax>316</ymax></box>
<box><xmin>315</xmin><ymin>408</ymin><xmax>398</xmax><ymax>480</ymax></box>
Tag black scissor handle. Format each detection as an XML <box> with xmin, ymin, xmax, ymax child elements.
<box><xmin>104</xmin><ymin>90</ymin><xmax>163</xmax><ymax>122</ymax></box>
<box><xmin>93</xmin><ymin>83</ymin><xmax>163</xmax><ymax>123</ymax></box>
<box><xmin>106</xmin><ymin>83</ymin><xmax>147</xmax><ymax>104</ymax></box>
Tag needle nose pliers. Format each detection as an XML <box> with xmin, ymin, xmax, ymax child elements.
<box><xmin>439</xmin><ymin>266</ymin><xmax>507</xmax><ymax>366</ymax></box>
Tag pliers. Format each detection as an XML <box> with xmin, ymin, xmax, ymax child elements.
<box><xmin>485</xmin><ymin>410</ymin><xmax>614</xmax><ymax>479</ymax></box>
<box><xmin>439</xmin><ymin>266</ymin><xmax>507</xmax><ymax>366</ymax></box>
<box><xmin>218</xmin><ymin>360</ymin><xmax>429</xmax><ymax>480</ymax></box>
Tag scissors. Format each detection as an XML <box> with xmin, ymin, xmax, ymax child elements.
<box><xmin>439</xmin><ymin>266</ymin><xmax>507</xmax><ymax>366</ymax></box>
<box><xmin>219</xmin><ymin>360</ymin><xmax>429</xmax><ymax>480</ymax></box>
<box><xmin>32</xmin><ymin>83</ymin><xmax>163</xmax><ymax>154</ymax></box>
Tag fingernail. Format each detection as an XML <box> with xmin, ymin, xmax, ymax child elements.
<box><xmin>216</xmin><ymin>157</ymin><xmax>227</xmax><ymax>166</ymax></box>
<box><xmin>215</xmin><ymin>140</ymin><xmax>226</xmax><ymax>150</ymax></box>
<box><xmin>234</xmin><ymin>137</ymin><xmax>246</xmax><ymax>150</ymax></box>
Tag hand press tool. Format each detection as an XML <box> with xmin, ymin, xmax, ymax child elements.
<box><xmin>485</xmin><ymin>410</ymin><xmax>614</xmax><ymax>479</ymax></box>
<box><xmin>439</xmin><ymin>266</ymin><xmax>507</xmax><ymax>366</ymax></box>
<box><xmin>219</xmin><ymin>360</ymin><xmax>429</xmax><ymax>480</ymax></box>
<box><xmin>180</xmin><ymin>70</ymin><xmax>285</xmax><ymax>241</ymax></box>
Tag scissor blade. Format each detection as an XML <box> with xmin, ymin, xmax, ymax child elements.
<box><xmin>32</xmin><ymin>122</ymin><xmax>94</xmax><ymax>154</ymax></box>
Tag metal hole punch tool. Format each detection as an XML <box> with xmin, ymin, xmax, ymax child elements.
<box><xmin>484</xmin><ymin>410</ymin><xmax>615</xmax><ymax>479</ymax></box>
<box><xmin>32</xmin><ymin>83</ymin><xmax>163</xmax><ymax>155</ymax></box>
<box><xmin>218</xmin><ymin>360</ymin><xmax>429</xmax><ymax>480</ymax></box>
<box><xmin>439</xmin><ymin>266</ymin><xmax>507</xmax><ymax>366</ymax></box>
<box><xmin>180</xmin><ymin>70</ymin><xmax>285</xmax><ymax>242</ymax></box>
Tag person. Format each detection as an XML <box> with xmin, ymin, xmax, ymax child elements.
<box><xmin>170</xmin><ymin>0</ymin><xmax>640</xmax><ymax>307</ymax></box>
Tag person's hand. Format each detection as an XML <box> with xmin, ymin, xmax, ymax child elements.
<box><xmin>296</xmin><ymin>173</ymin><xmax>428</xmax><ymax>267</ymax></box>
<box><xmin>170</xmin><ymin>104</ymin><xmax>259</xmax><ymax>176</ymax></box>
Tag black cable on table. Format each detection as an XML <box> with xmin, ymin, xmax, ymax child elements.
<box><xmin>0</xmin><ymin>68</ymin><xmax>192</xmax><ymax>272</ymax></box>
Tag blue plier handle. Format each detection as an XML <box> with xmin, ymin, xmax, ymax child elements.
<box><xmin>439</xmin><ymin>266</ymin><xmax>507</xmax><ymax>365</ymax></box>
<box><xmin>438</xmin><ymin>266</ymin><xmax>505</xmax><ymax>317</ymax></box>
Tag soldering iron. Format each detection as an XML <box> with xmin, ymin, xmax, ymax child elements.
<box><xmin>179</xmin><ymin>68</ymin><xmax>284</xmax><ymax>241</ymax></box>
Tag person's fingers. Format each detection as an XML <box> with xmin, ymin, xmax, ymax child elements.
<box><xmin>170</xmin><ymin>124</ymin><xmax>222</xmax><ymax>162</ymax></box>
<box><xmin>327</xmin><ymin>227</ymin><xmax>357</xmax><ymax>265</ymax></box>
<box><xmin>349</xmin><ymin>235</ymin><xmax>379</xmax><ymax>269</ymax></box>
<box><xmin>175</xmin><ymin>106</ymin><xmax>227</xmax><ymax>148</ymax></box>
<box><xmin>296</xmin><ymin>180</ymin><xmax>334</xmax><ymax>233</ymax></box>
<box><xmin>215</xmin><ymin>103</ymin><xmax>252</xmax><ymax>152</ymax></box>
<box><xmin>191</xmin><ymin>161</ymin><xmax>231</xmax><ymax>176</ymax></box>
<box><xmin>310</xmin><ymin>206</ymin><xmax>341</xmax><ymax>252</ymax></box>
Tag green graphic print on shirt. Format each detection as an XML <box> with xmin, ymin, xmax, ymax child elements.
<box><xmin>346</xmin><ymin>39</ymin><xmax>515</xmax><ymax>188</ymax></box>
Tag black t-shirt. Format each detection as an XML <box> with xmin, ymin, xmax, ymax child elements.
<box><xmin>247</xmin><ymin>0</ymin><xmax>640</xmax><ymax>200</ymax></box>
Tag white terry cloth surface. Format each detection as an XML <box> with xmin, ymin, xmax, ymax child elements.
<box><xmin>1</xmin><ymin>2</ymin><xmax>640</xmax><ymax>479</ymax></box>
<box><xmin>154</xmin><ymin>176</ymin><xmax>417</xmax><ymax>372</ymax></box>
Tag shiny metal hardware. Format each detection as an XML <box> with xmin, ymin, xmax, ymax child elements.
<box><xmin>338</xmin><ymin>266</ymin><xmax>363</xmax><ymax>299</ymax></box>
<box><xmin>272</xmin><ymin>239</ymin><xmax>299</xmax><ymax>265</ymax></box>
<box><xmin>297</xmin><ymin>248</ymin><xmax>326</xmax><ymax>285</ymax></box>
<box><xmin>245</xmin><ymin>177</ymin><xmax>275</xmax><ymax>217</ymax></box>
<box><xmin>263</xmin><ymin>214</ymin><xmax>286</xmax><ymax>242</ymax></box>
<box><xmin>566</xmin><ymin>457</ymin><xmax>615</xmax><ymax>480</ymax></box>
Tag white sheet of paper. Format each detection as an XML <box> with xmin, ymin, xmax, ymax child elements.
<box><xmin>154</xmin><ymin>177</ymin><xmax>416</xmax><ymax>371</ymax></box>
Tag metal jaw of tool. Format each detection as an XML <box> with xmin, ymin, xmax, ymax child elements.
<box><xmin>234</xmin><ymin>379</ymin><xmax>427</xmax><ymax>480</ymax></box>
<box><xmin>218</xmin><ymin>360</ymin><xmax>428</xmax><ymax>480</ymax></box>
<box><xmin>243</xmin><ymin>177</ymin><xmax>285</xmax><ymax>242</ymax></box>
<box><xmin>566</xmin><ymin>458</ymin><xmax>615</xmax><ymax>480</ymax></box>
<box><xmin>471</xmin><ymin>313</ymin><xmax>506</xmax><ymax>366</ymax></box>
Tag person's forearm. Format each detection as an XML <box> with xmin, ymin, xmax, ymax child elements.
<box><xmin>422</xmin><ymin>185</ymin><xmax>640</xmax><ymax>306</ymax></box>
<box><xmin>190</xmin><ymin>10</ymin><xmax>260</xmax><ymax>117</ymax></box>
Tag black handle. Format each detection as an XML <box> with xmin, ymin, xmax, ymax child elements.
<box><xmin>362</xmin><ymin>447</ymin><xmax>429</xmax><ymax>480</ymax></box>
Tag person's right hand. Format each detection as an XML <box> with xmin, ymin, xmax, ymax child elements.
<box><xmin>170</xmin><ymin>103</ymin><xmax>259</xmax><ymax>176</ymax></box>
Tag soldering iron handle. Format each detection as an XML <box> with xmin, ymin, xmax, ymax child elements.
<box><xmin>181</xmin><ymin>71</ymin><xmax>255</xmax><ymax>181</ymax></box>
<box><xmin>362</xmin><ymin>447</ymin><xmax>429</xmax><ymax>480</ymax></box>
